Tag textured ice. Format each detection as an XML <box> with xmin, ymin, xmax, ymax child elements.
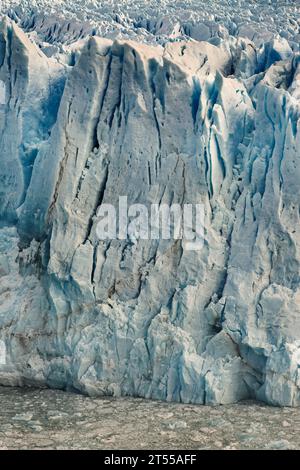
<box><xmin>1</xmin><ymin>1</ymin><xmax>300</xmax><ymax>406</ymax></box>
<box><xmin>1</xmin><ymin>1</ymin><xmax>300</xmax><ymax>51</ymax></box>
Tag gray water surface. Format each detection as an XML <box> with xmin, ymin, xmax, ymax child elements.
<box><xmin>0</xmin><ymin>386</ymin><xmax>299</xmax><ymax>450</ymax></box>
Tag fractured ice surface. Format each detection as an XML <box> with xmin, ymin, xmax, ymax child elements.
<box><xmin>1</xmin><ymin>1</ymin><xmax>300</xmax><ymax>52</ymax></box>
<box><xmin>1</xmin><ymin>1</ymin><xmax>300</xmax><ymax>405</ymax></box>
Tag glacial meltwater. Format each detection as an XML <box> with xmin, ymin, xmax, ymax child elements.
<box><xmin>0</xmin><ymin>386</ymin><xmax>300</xmax><ymax>450</ymax></box>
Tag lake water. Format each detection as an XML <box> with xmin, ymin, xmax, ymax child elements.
<box><xmin>0</xmin><ymin>386</ymin><xmax>299</xmax><ymax>450</ymax></box>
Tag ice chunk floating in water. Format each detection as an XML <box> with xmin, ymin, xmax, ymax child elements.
<box><xmin>1</xmin><ymin>1</ymin><xmax>300</xmax><ymax>406</ymax></box>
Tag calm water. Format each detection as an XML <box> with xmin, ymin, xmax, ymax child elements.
<box><xmin>0</xmin><ymin>386</ymin><xmax>299</xmax><ymax>450</ymax></box>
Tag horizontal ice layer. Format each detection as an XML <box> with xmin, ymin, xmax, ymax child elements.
<box><xmin>1</xmin><ymin>17</ymin><xmax>300</xmax><ymax>405</ymax></box>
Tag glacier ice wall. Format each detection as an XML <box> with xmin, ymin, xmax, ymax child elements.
<box><xmin>1</xmin><ymin>15</ymin><xmax>300</xmax><ymax>405</ymax></box>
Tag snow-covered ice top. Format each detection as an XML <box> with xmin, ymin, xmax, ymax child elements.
<box><xmin>1</xmin><ymin>0</ymin><xmax>300</xmax><ymax>49</ymax></box>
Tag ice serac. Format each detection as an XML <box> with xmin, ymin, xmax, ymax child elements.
<box><xmin>1</xmin><ymin>17</ymin><xmax>300</xmax><ymax>405</ymax></box>
<box><xmin>0</xmin><ymin>18</ymin><xmax>66</xmax><ymax>225</ymax></box>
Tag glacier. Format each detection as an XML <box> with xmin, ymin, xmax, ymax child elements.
<box><xmin>1</xmin><ymin>1</ymin><xmax>300</xmax><ymax>406</ymax></box>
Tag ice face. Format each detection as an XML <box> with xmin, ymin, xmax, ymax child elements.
<box><xmin>0</xmin><ymin>80</ymin><xmax>5</xmax><ymax>105</ymax></box>
<box><xmin>0</xmin><ymin>2</ymin><xmax>300</xmax><ymax>405</ymax></box>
